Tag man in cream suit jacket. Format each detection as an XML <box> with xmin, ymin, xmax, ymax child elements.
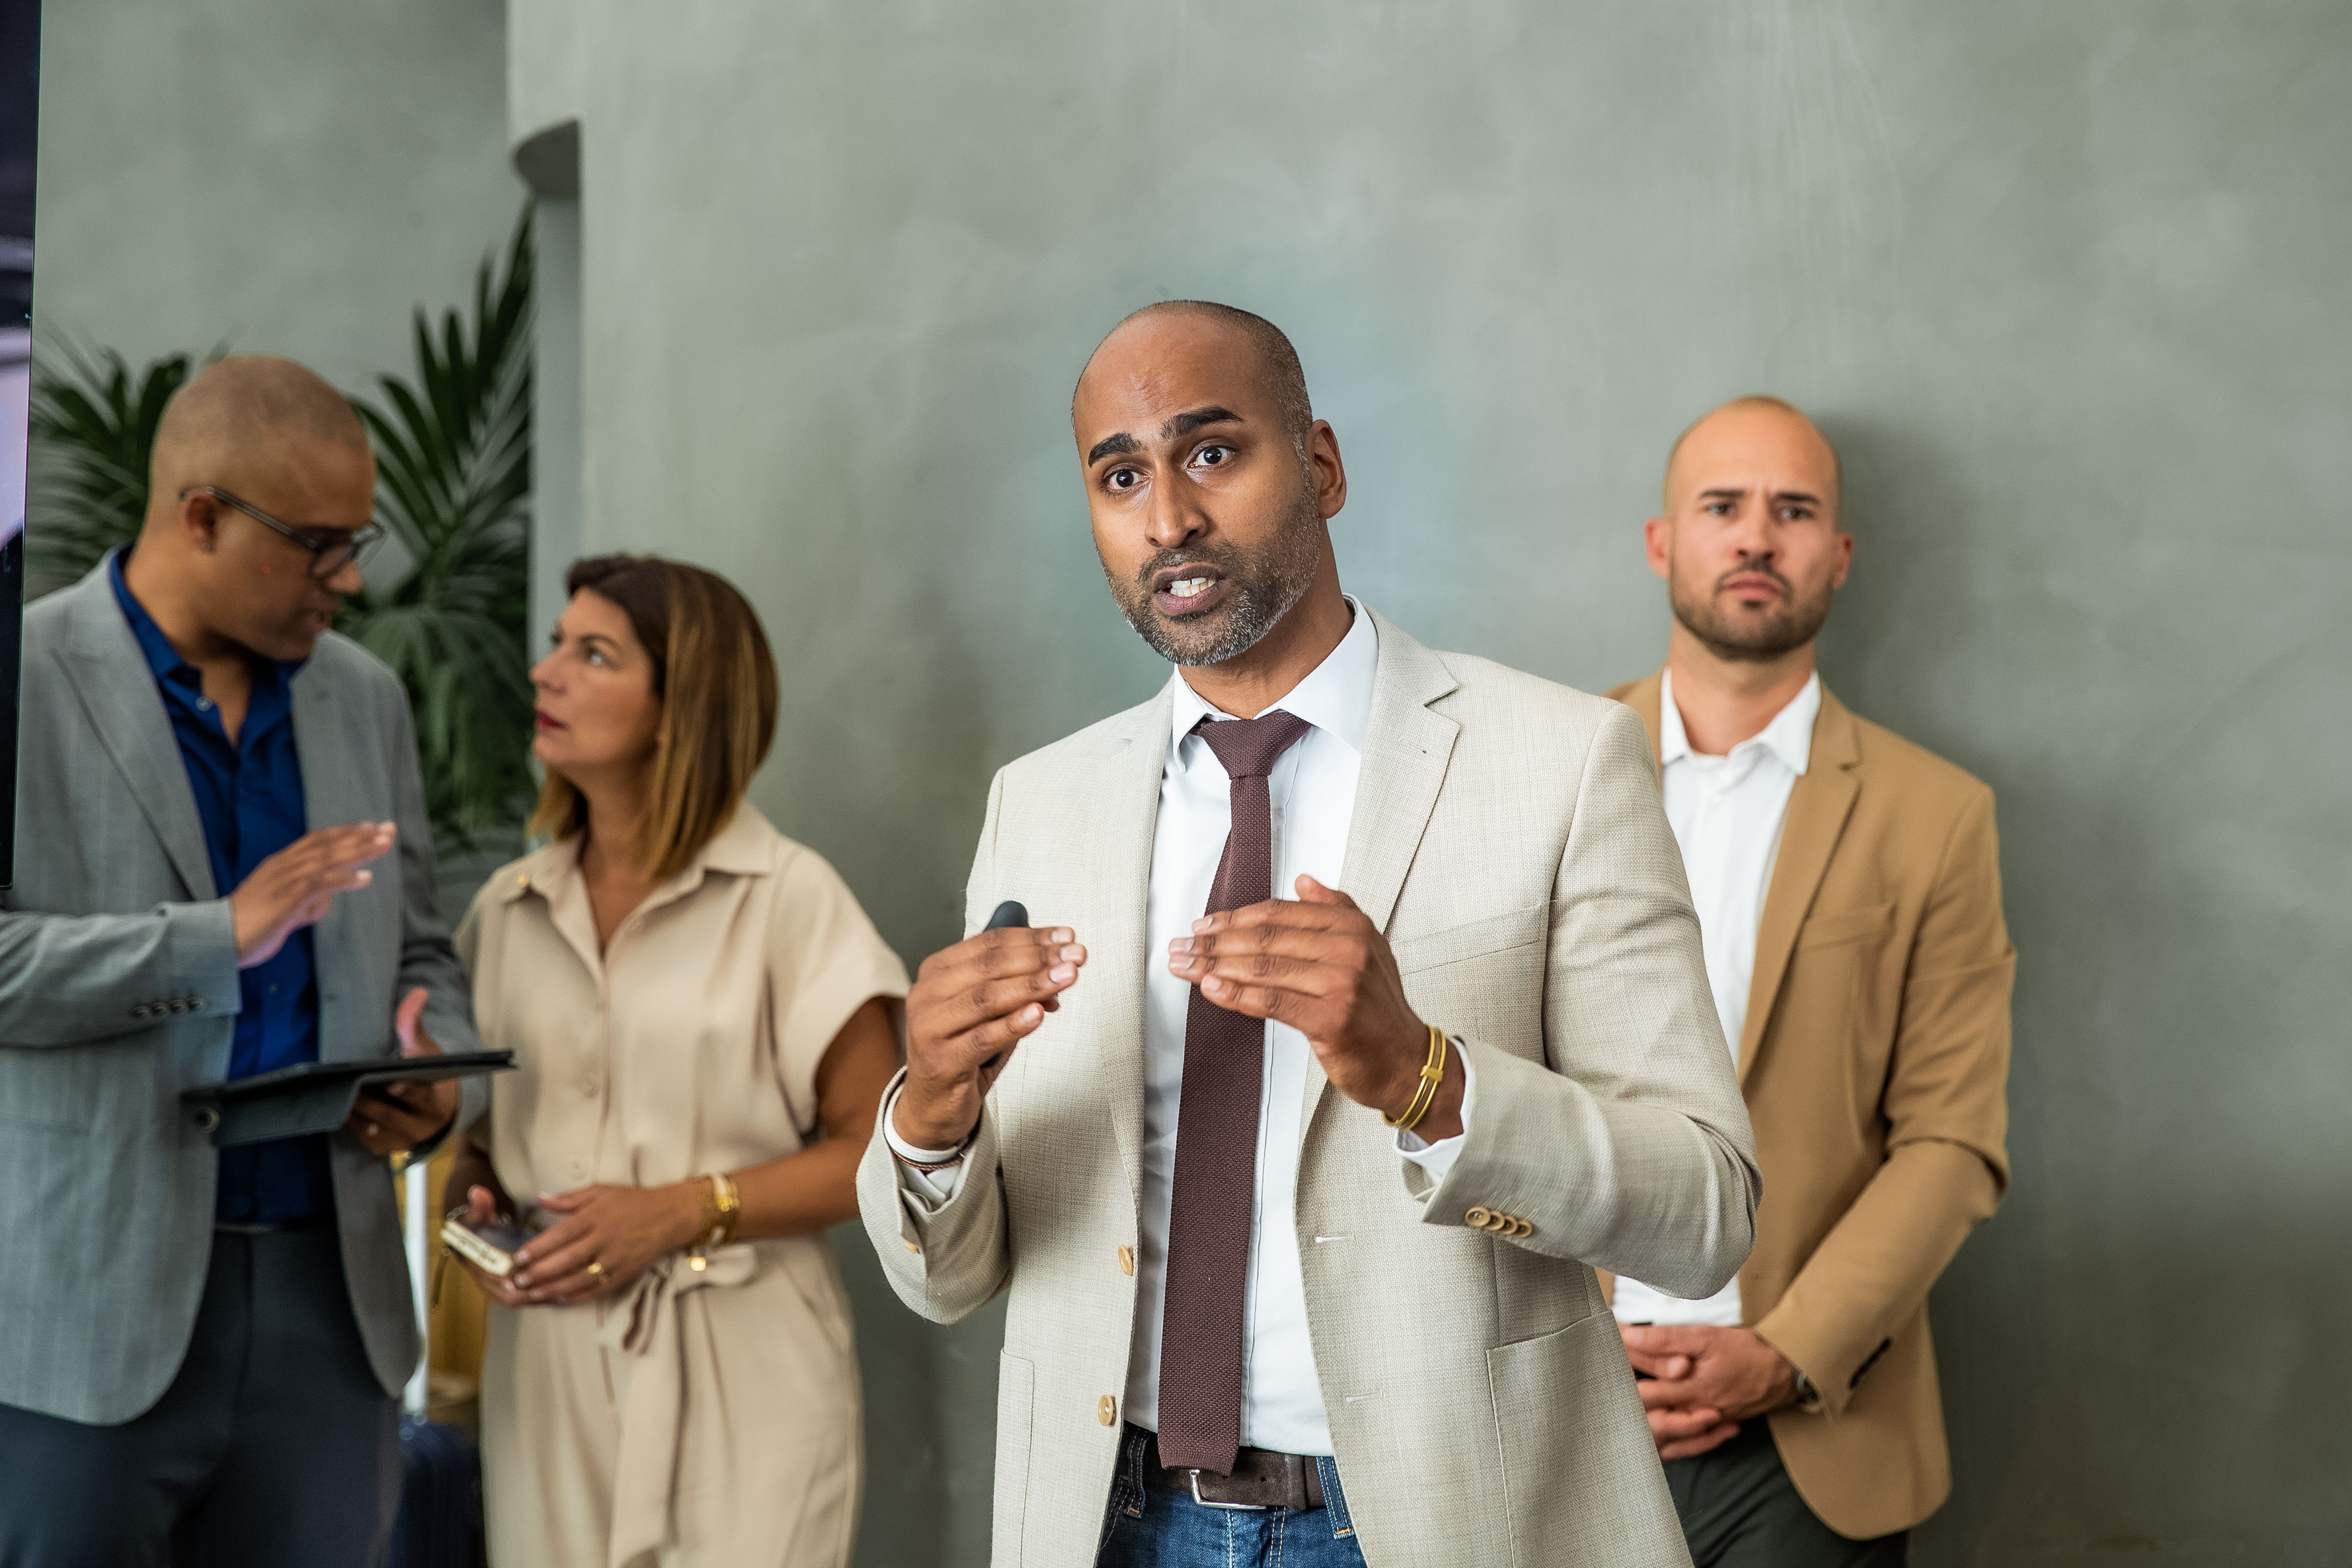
<box><xmin>1607</xmin><ymin>397</ymin><xmax>2014</xmax><ymax>1565</ymax></box>
<box><xmin>857</xmin><ymin>302</ymin><xmax>1759</xmax><ymax>1568</ymax></box>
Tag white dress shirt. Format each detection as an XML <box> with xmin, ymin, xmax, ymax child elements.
<box><xmin>1611</xmin><ymin>668</ymin><xmax>1818</xmax><ymax>1330</ymax></box>
<box><xmin>886</xmin><ymin>600</ymin><xmax>1472</xmax><ymax>1455</ymax></box>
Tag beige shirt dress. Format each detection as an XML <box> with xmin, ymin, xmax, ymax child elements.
<box><xmin>457</xmin><ymin>807</ymin><xmax>910</xmax><ymax>1568</ymax></box>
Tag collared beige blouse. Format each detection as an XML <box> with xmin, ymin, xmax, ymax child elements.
<box><xmin>457</xmin><ymin>805</ymin><xmax>909</xmax><ymax>1568</ymax></box>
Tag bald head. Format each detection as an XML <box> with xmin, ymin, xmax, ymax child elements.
<box><xmin>149</xmin><ymin>354</ymin><xmax>371</xmax><ymax>509</ymax></box>
<box><xmin>126</xmin><ymin>354</ymin><xmax>378</xmax><ymax>665</ymax></box>
<box><xmin>1076</xmin><ymin>300</ymin><xmax>1313</xmax><ymax>451</ymax></box>
<box><xmin>1664</xmin><ymin>396</ymin><xmax>1840</xmax><ymax>518</ymax></box>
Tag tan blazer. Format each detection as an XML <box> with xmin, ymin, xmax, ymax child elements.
<box><xmin>859</xmin><ymin>612</ymin><xmax>1760</xmax><ymax>1568</ymax></box>
<box><xmin>1608</xmin><ymin>672</ymin><xmax>2013</xmax><ymax>1540</ymax></box>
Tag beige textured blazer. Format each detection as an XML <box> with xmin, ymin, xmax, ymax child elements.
<box><xmin>1608</xmin><ymin>673</ymin><xmax>2013</xmax><ymax>1540</ymax></box>
<box><xmin>859</xmin><ymin>612</ymin><xmax>1759</xmax><ymax>1568</ymax></box>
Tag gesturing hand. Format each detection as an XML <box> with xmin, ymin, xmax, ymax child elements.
<box><xmin>896</xmin><ymin>924</ymin><xmax>1088</xmax><ymax>1151</ymax></box>
<box><xmin>510</xmin><ymin>1183</ymin><xmax>704</xmax><ymax>1304</ymax></box>
<box><xmin>231</xmin><ymin>822</ymin><xmax>397</xmax><ymax>968</ymax></box>
<box><xmin>1618</xmin><ymin>1322</ymin><xmax>1799</xmax><ymax>1459</ymax></box>
<box><xmin>346</xmin><ymin>987</ymin><xmax>462</xmax><ymax>1157</ymax></box>
<box><xmin>1167</xmin><ymin>875</ymin><xmax>1464</xmax><ymax>1139</ymax></box>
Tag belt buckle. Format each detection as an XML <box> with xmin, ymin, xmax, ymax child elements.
<box><xmin>1188</xmin><ymin>1470</ymin><xmax>1272</xmax><ymax>1512</ymax></box>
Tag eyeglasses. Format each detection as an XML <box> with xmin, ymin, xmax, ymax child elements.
<box><xmin>182</xmin><ymin>485</ymin><xmax>383</xmax><ymax>580</ymax></box>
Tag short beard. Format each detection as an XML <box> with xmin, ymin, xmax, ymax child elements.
<box><xmin>1105</xmin><ymin>488</ymin><xmax>1323</xmax><ymax>668</ymax></box>
<box><xmin>1670</xmin><ymin>556</ymin><xmax>1835</xmax><ymax>663</ymax></box>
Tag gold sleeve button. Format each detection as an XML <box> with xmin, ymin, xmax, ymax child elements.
<box><xmin>1098</xmin><ymin>1395</ymin><xmax>1117</xmax><ymax>1426</ymax></box>
<box><xmin>1117</xmin><ymin>1245</ymin><xmax>1135</xmax><ymax>1277</ymax></box>
<box><xmin>1465</xmin><ymin>1205</ymin><xmax>1493</xmax><ymax>1229</ymax></box>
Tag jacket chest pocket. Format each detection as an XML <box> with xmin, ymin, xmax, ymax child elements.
<box><xmin>1393</xmin><ymin>902</ymin><xmax>1549</xmax><ymax>1053</ymax></box>
<box><xmin>1391</xmin><ymin>901</ymin><xmax>1548</xmax><ymax>975</ymax></box>
<box><xmin>1794</xmin><ymin>900</ymin><xmax>1895</xmax><ymax>952</ymax></box>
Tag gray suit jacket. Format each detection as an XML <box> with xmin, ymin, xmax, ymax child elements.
<box><xmin>859</xmin><ymin>611</ymin><xmax>1759</xmax><ymax>1568</ymax></box>
<box><xmin>0</xmin><ymin>561</ymin><xmax>485</xmax><ymax>1424</ymax></box>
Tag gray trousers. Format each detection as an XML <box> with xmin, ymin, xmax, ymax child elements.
<box><xmin>0</xmin><ymin>1224</ymin><xmax>400</xmax><ymax>1568</ymax></box>
<box><xmin>1664</xmin><ymin>1424</ymin><xmax>1908</xmax><ymax>1568</ymax></box>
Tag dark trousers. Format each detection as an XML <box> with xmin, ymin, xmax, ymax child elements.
<box><xmin>0</xmin><ymin>1225</ymin><xmax>400</xmax><ymax>1568</ymax></box>
<box><xmin>1664</xmin><ymin>1424</ymin><xmax>1907</xmax><ymax>1568</ymax></box>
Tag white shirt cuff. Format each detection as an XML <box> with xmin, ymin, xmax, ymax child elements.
<box><xmin>881</xmin><ymin>1080</ymin><xmax>969</xmax><ymax>1204</ymax></box>
<box><xmin>1395</xmin><ymin>1040</ymin><xmax>1474</xmax><ymax>1180</ymax></box>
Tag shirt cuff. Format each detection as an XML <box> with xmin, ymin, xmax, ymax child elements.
<box><xmin>880</xmin><ymin>1080</ymin><xmax>969</xmax><ymax>1205</ymax></box>
<box><xmin>1395</xmin><ymin>1041</ymin><xmax>1474</xmax><ymax>1181</ymax></box>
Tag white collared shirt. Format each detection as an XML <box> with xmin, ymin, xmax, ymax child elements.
<box><xmin>1611</xmin><ymin>668</ymin><xmax>1819</xmax><ymax>1330</ymax></box>
<box><xmin>887</xmin><ymin>600</ymin><xmax>1470</xmax><ymax>1455</ymax></box>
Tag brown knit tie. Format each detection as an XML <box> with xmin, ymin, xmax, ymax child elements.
<box><xmin>1156</xmin><ymin>708</ymin><xmax>1315</xmax><ymax>1474</ymax></box>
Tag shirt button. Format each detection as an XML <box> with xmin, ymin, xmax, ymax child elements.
<box><xmin>1098</xmin><ymin>1395</ymin><xmax>1117</xmax><ymax>1426</ymax></box>
<box><xmin>1116</xmin><ymin>1245</ymin><xmax>1134</xmax><ymax>1277</ymax></box>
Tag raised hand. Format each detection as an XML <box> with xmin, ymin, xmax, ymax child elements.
<box><xmin>230</xmin><ymin>821</ymin><xmax>397</xmax><ymax>968</ymax></box>
<box><xmin>895</xmin><ymin>924</ymin><xmax>1088</xmax><ymax>1150</ymax></box>
<box><xmin>1166</xmin><ymin>874</ymin><xmax>1464</xmax><ymax>1139</ymax></box>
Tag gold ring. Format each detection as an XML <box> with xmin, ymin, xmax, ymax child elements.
<box><xmin>586</xmin><ymin>1261</ymin><xmax>605</xmax><ymax>1279</ymax></box>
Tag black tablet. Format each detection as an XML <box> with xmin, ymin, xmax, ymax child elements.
<box><xmin>178</xmin><ymin>1051</ymin><xmax>516</xmax><ymax>1148</ymax></box>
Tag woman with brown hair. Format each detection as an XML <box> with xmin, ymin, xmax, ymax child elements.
<box><xmin>446</xmin><ymin>555</ymin><xmax>906</xmax><ymax>1568</ymax></box>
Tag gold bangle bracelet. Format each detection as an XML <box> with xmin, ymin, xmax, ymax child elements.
<box><xmin>1384</xmin><ymin>1023</ymin><xmax>1450</xmax><ymax>1132</ymax></box>
<box><xmin>697</xmin><ymin>1171</ymin><xmax>742</xmax><ymax>1247</ymax></box>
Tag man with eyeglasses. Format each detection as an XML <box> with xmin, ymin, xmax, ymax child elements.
<box><xmin>0</xmin><ymin>354</ymin><xmax>487</xmax><ymax>1566</ymax></box>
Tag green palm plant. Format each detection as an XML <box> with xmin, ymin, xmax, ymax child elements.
<box><xmin>339</xmin><ymin>209</ymin><xmax>537</xmax><ymax>850</ymax></box>
<box><xmin>23</xmin><ymin>341</ymin><xmax>200</xmax><ymax>596</ymax></box>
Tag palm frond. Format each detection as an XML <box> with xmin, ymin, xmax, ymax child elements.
<box><xmin>340</xmin><ymin>206</ymin><xmax>537</xmax><ymax>849</ymax></box>
<box><xmin>24</xmin><ymin>340</ymin><xmax>201</xmax><ymax>595</ymax></box>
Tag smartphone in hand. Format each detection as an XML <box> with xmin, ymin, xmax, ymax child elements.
<box><xmin>441</xmin><ymin>1214</ymin><xmax>533</xmax><ymax>1279</ymax></box>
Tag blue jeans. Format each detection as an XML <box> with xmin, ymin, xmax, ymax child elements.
<box><xmin>1095</xmin><ymin>1426</ymin><xmax>1368</xmax><ymax>1568</ymax></box>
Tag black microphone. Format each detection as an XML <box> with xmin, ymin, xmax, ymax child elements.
<box><xmin>978</xmin><ymin>900</ymin><xmax>1030</xmax><ymax>1071</ymax></box>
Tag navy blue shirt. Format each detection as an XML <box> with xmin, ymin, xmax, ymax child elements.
<box><xmin>109</xmin><ymin>550</ymin><xmax>334</xmax><ymax>1222</ymax></box>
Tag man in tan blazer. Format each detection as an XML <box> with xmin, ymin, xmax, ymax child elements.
<box><xmin>856</xmin><ymin>302</ymin><xmax>1759</xmax><ymax>1568</ymax></box>
<box><xmin>1606</xmin><ymin>397</ymin><xmax>2014</xmax><ymax>1565</ymax></box>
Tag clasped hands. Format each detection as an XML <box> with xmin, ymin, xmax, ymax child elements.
<box><xmin>1619</xmin><ymin>1323</ymin><xmax>1802</xmax><ymax>1458</ymax></box>
<box><xmin>894</xmin><ymin>873</ymin><xmax>1462</xmax><ymax>1151</ymax></box>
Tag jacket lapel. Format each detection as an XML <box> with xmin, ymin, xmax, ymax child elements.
<box><xmin>56</xmin><ymin>570</ymin><xmax>218</xmax><ymax>899</ymax></box>
<box><xmin>1305</xmin><ymin>611</ymin><xmax>1460</xmax><ymax>1129</ymax></box>
<box><xmin>1617</xmin><ymin>668</ymin><xmax>1862</xmax><ymax>1083</ymax></box>
<box><xmin>293</xmin><ymin>669</ymin><xmax>369</xmax><ymax>1059</ymax></box>
<box><xmin>1736</xmin><ymin>689</ymin><xmax>1860</xmax><ymax>1083</ymax></box>
<box><xmin>1078</xmin><ymin>688</ymin><xmax>1171</xmax><ymax>1205</ymax></box>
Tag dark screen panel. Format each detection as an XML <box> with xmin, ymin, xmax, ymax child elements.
<box><xmin>0</xmin><ymin>0</ymin><xmax>35</xmax><ymax>886</ymax></box>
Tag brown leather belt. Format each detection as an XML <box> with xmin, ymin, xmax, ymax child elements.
<box><xmin>1141</xmin><ymin>1430</ymin><xmax>1326</xmax><ymax>1511</ymax></box>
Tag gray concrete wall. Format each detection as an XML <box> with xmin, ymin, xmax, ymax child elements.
<box><xmin>504</xmin><ymin>5</ymin><xmax>2352</xmax><ymax>1565</ymax></box>
<box><xmin>32</xmin><ymin>0</ymin><xmax>521</xmax><ymax>398</ymax></box>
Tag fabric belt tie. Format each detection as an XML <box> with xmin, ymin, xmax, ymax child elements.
<box><xmin>597</xmin><ymin>1242</ymin><xmax>759</xmax><ymax>1568</ymax></box>
<box><xmin>1155</xmin><ymin>708</ymin><xmax>1314</xmax><ymax>1475</ymax></box>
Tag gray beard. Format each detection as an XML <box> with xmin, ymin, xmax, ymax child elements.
<box><xmin>1108</xmin><ymin>498</ymin><xmax>1323</xmax><ymax>668</ymax></box>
